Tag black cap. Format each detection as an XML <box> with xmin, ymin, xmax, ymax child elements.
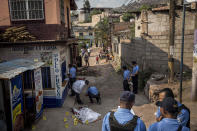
<box><xmin>120</xmin><ymin>91</ymin><xmax>135</xmax><ymax>102</ymax></box>
<box><xmin>156</xmin><ymin>97</ymin><xmax>178</xmax><ymax>114</ymax></box>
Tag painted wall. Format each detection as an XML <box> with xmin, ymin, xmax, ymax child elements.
<box><xmin>0</xmin><ymin>0</ymin><xmax>11</xmax><ymax>26</ymax></box>
<box><xmin>45</xmin><ymin>0</ymin><xmax>61</xmax><ymax>24</ymax></box>
<box><xmin>0</xmin><ymin>0</ymin><xmax>71</xmax><ymax>26</ymax></box>
<box><xmin>0</xmin><ymin>45</ymin><xmax>71</xmax><ymax>97</ymax></box>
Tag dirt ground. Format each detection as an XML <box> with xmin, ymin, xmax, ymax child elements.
<box><xmin>29</xmin><ymin>47</ymin><xmax>197</xmax><ymax>131</ymax></box>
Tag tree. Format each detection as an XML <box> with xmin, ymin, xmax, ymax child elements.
<box><xmin>122</xmin><ymin>13</ymin><xmax>134</xmax><ymax>22</ymax></box>
<box><xmin>83</xmin><ymin>0</ymin><xmax>90</xmax><ymax>13</ymax></box>
<box><xmin>94</xmin><ymin>17</ymin><xmax>110</xmax><ymax>47</ymax></box>
<box><xmin>86</xmin><ymin>9</ymin><xmax>102</xmax><ymax>23</ymax></box>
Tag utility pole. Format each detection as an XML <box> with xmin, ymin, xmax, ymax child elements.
<box><xmin>168</xmin><ymin>0</ymin><xmax>176</xmax><ymax>83</ymax></box>
<box><xmin>192</xmin><ymin>5</ymin><xmax>197</xmax><ymax>101</ymax></box>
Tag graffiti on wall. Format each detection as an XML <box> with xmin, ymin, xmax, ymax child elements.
<box><xmin>40</xmin><ymin>52</ymin><xmax>52</xmax><ymax>66</ymax></box>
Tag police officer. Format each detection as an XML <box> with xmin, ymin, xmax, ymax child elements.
<box><xmin>148</xmin><ymin>97</ymin><xmax>189</xmax><ymax>131</ymax></box>
<box><xmin>122</xmin><ymin>66</ymin><xmax>131</xmax><ymax>91</ymax></box>
<box><xmin>155</xmin><ymin>88</ymin><xmax>190</xmax><ymax>128</ymax></box>
<box><xmin>102</xmin><ymin>91</ymin><xmax>146</xmax><ymax>131</ymax></box>
<box><xmin>69</xmin><ymin>64</ymin><xmax>77</xmax><ymax>96</ymax></box>
<box><xmin>131</xmin><ymin>61</ymin><xmax>139</xmax><ymax>94</ymax></box>
<box><xmin>86</xmin><ymin>86</ymin><xmax>101</xmax><ymax>104</ymax></box>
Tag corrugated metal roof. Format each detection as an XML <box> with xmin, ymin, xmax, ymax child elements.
<box><xmin>0</xmin><ymin>59</ymin><xmax>44</xmax><ymax>79</ymax></box>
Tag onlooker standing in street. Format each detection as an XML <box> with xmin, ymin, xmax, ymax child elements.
<box><xmin>88</xmin><ymin>48</ymin><xmax>91</xmax><ymax>56</ymax></box>
<box><xmin>102</xmin><ymin>91</ymin><xmax>146</xmax><ymax>131</ymax></box>
<box><xmin>96</xmin><ymin>55</ymin><xmax>99</xmax><ymax>64</ymax></box>
<box><xmin>148</xmin><ymin>97</ymin><xmax>189</xmax><ymax>131</ymax></box>
<box><xmin>155</xmin><ymin>88</ymin><xmax>190</xmax><ymax>128</ymax></box>
<box><xmin>72</xmin><ymin>80</ymin><xmax>89</xmax><ymax>104</ymax></box>
<box><xmin>69</xmin><ymin>64</ymin><xmax>76</xmax><ymax>96</ymax></box>
<box><xmin>131</xmin><ymin>61</ymin><xmax>139</xmax><ymax>94</ymax></box>
<box><xmin>122</xmin><ymin>66</ymin><xmax>131</xmax><ymax>91</ymax></box>
<box><xmin>86</xmin><ymin>86</ymin><xmax>101</xmax><ymax>104</ymax></box>
<box><xmin>84</xmin><ymin>53</ymin><xmax>89</xmax><ymax>67</ymax></box>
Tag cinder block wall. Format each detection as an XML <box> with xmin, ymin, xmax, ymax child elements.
<box><xmin>119</xmin><ymin>10</ymin><xmax>195</xmax><ymax>73</ymax></box>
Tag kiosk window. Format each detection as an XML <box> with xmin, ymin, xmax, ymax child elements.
<box><xmin>23</xmin><ymin>71</ymin><xmax>34</xmax><ymax>89</ymax></box>
<box><xmin>41</xmin><ymin>67</ymin><xmax>52</xmax><ymax>88</ymax></box>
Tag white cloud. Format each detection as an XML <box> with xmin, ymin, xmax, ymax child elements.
<box><xmin>76</xmin><ymin>0</ymin><xmax>128</xmax><ymax>9</ymax></box>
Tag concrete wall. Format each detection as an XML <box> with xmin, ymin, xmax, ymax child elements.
<box><xmin>113</xmin><ymin>10</ymin><xmax>195</xmax><ymax>73</ymax></box>
<box><xmin>0</xmin><ymin>0</ymin><xmax>11</xmax><ymax>26</ymax></box>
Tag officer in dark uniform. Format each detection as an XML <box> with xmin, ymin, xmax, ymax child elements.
<box><xmin>102</xmin><ymin>91</ymin><xmax>146</xmax><ymax>131</ymax></box>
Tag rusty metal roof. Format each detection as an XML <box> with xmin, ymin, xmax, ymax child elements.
<box><xmin>0</xmin><ymin>59</ymin><xmax>44</xmax><ymax>79</ymax></box>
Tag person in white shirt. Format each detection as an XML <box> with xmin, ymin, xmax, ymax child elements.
<box><xmin>72</xmin><ymin>80</ymin><xmax>89</xmax><ymax>104</ymax></box>
<box><xmin>87</xmin><ymin>48</ymin><xmax>91</xmax><ymax>56</ymax></box>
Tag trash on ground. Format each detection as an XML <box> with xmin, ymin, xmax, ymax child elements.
<box><xmin>72</xmin><ymin>107</ymin><xmax>101</xmax><ymax>124</ymax></box>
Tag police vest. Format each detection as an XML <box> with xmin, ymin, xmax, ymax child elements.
<box><xmin>109</xmin><ymin>112</ymin><xmax>138</xmax><ymax>131</ymax></box>
<box><xmin>178</xmin><ymin>104</ymin><xmax>190</xmax><ymax>128</ymax></box>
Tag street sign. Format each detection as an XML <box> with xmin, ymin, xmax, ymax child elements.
<box><xmin>185</xmin><ymin>0</ymin><xmax>197</xmax><ymax>3</ymax></box>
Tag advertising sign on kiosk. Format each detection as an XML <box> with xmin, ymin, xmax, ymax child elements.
<box><xmin>0</xmin><ymin>59</ymin><xmax>44</xmax><ymax>131</ymax></box>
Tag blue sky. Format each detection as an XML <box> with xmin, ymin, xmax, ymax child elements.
<box><xmin>75</xmin><ymin>0</ymin><xmax>130</xmax><ymax>9</ymax></box>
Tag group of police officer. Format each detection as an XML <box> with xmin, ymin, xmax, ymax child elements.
<box><xmin>102</xmin><ymin>88</ymin><xmax>190</xmax><ymax>131</ymax></box>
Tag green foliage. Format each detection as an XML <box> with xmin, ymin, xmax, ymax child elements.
<box><xmin>139</xmin><ymin>5</ymin><xmax>151</xmax><ymax>11</ymax></box>
<box><xmin>83</xmin><ymin>0</ymin><xmax>90</xmax><ymax>13</ymax></box>
<box><xmin>94</xmin><ymin>17</ymin><xmax>110</xmax><ymax>47</ymax></box>
<box><xmin>122</xmin><ymin>13</ymin><xmax>134</xmax><ymax>22</ymax></box>
<box><xmin>130</xmin><ymin>24</ymin><xmax>135</xmax><ymax>39</ymax></box>
<box><xmin>86</xmin><ymin>9</ymin><xmax>102</xmax><ymax>23</ymax></box>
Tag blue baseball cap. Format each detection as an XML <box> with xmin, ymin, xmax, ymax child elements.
<box><xmin>120</xmin><ymin>91</ymin><xmax>135</xmax><ymax>102</ymax></box>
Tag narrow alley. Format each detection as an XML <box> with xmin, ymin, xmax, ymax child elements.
<box><xmin>29</xmin><ymin>47</ymin><xmax>150</xmax><ymax>131</ymax></box>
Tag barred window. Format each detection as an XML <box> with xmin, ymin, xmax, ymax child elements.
<box><xmin>9</xmin><ymin>0</ymin><xmax>44</xmax><ymax>21</ymax></box>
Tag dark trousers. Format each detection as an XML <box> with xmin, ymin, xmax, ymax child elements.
<box><xmin>88</xmin><ymin>92</ymin><xmax>101</xmax><ymax>103</ymax></box>
<box><xmin>75</xmin><ymin>92</ymin><xmax>82</xmax><ymax>104</ymax></box>
<box><xmin>69</xmin><ymin>78</ymin><xmax>76</xmax><ymax>95</ymax></box>
<box><xmin>123</xmin><ymin>80</ymin><xmax>130</xmax><ymax>91</ymax></box>
<box><xmin>132</xmin><ymin>75</ymin><xmax>138</xmax><ymax>94</ymax></box>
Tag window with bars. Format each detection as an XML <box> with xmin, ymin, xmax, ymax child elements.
<box><xmin>9</xmin><ymin>0</ymin><xmax>44</xmax><ymax>21</ymax></box>
<box><xmin>59</xmin><ymin>0</ymin><xmax>65</xmax><ymax>24</ymax></box>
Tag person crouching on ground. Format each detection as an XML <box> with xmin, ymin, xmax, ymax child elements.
<box><xmin>86</xmin><ymin>86</ymin><xmax>101</xmax><ymax>104</ymax></box>
<box><xmin>122</xmin><ymin>66</ymin><xmax>131</xmax><ymax>91</ymax></box>
<box><xmin>102</xmin><ymin>91</ymin><xmax>146</xmax><ymax>131</ymax></box>
<box><xmin>148</xmin><ymin>97</ymin><xmax>189</xmax><ymax>131</ymax></box>
<box><xmin>72</xmin><ymin>80</ymin><xmax>89</xmax><ymax>104</ymax></box>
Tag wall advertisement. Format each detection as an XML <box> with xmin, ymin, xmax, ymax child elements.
<box><xmin>11</xmin><ymin>75</ymin><xmax>23</xmax><ymax>129</ymax></box>
<box><xmin>34</xmin><ymin>68</ymin><xmax>44</xmax><ymax>119</ymax></box>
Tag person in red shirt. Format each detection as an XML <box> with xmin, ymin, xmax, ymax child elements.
<box><xmin>96</xmin><ymin>55</ymin><xmax>99</xmax><ymax>64</ymax></box>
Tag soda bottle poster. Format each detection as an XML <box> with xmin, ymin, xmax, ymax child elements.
<box><xmin>11</xmin><ymin>74</ymin><xmax>23</xmax><ymax>128</ymax></box>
